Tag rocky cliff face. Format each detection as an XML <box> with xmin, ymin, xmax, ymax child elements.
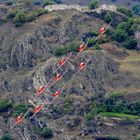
<box><xmin>8</xmin><ymin>10</ymin><xmax>99</xmax><ymax>70</ymax></box>
<box><xmin>0</xmin><ymin>9</ymin><xmax>140</xmax><ymax>140</ymax></box>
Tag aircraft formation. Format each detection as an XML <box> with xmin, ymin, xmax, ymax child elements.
<box><xmin>11</xmin><ymin>21</ymin><xmax>112</xmax><ymax>129</ymax></box>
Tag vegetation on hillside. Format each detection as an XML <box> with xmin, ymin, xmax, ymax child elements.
<box><xmin>41</xmin><ymin>127</ymin><xmax>53</xmax><ymax>138</ymax></box>
<box><xmin>0</xmin><ymin>99</ymin><xmax>12</xmax><ymax>112</ymax></box>
<box><xmin>10</xmin><ymin>9</ymin><xmax>48</xmax><ymax>26</ymax></box>
<box><xmin>85</xmin><ymin>91</ymin><xmax>140</xmax><ymax>124</ymax></box>
<box><xmin>89</xmin><ymin>0</ymin><xmax>99</xmax><ymax>10</ymax></box>
<box><xmin>0</xmin><ymin>133</ymin><xmax>14</xmax><ymax>140</ymax></box>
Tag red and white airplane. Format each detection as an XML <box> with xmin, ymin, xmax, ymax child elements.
<box><xmin>15</xmin><ymin>115</ymin><xmax>24</xmax><ymax>124</ymax></box>
<box><xmin>95</xmin><ymin>20</ymin><xmax>112</xmax><ymax>41</ymax></box>
<box><xmin>35</xmin><ymin>85</ymin><xmax>45</xmax><ymax>98</ymax></box>
<box><xmin>99</xmin><ymin>26</ymin><xmax>106</xmax><ymax>34</ymax></box>
<box><xmin>11</xmin><ymin>111</ymin><xmax>29</xmax><ymax>129</ymax></box>
<box><xmin>51</xmin><ymin>84</ymin><xmax>66</xmax><ymax>97</ymax></box>
<box><xmin>53</xmin><ymin>52</ymin><xmax>73</xmax><ymax>73</ymax></box>
<box><xmin>48</xmin><ymin>69</ymin><xmax>68</xmax><ymax>88</ymax></box>
<box><xmin>77</xmin><ymin>43</ymin><xmax>86</xmax><ymax>52</ymax></box>
<box><xmin>29</xmin><ymin>101</ymin><xmax>48</xmax><ymax>119</ymax></box>
<box><xmin>76</xmin><ymin>56</ymin><xmax>92</xmax><ymax>74</ymax></box>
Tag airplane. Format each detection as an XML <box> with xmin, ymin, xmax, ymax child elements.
<box><xmin>29</xmin><ymin>101</ymin><xmax>48</xmax><ymax>119</ymax></box>
<box><xmin>99</xmin><ymin>25</ymin><xmax>106</xmax><ymax>34</ymax></box>
<box><xmin>11</xmin><ymin>111</ymin><xmax>29</xmax><ymax>129</ymax></box>
<box><xmin>15</xmin><ymin>115</ymin><xmax>24</xmax><ymax>124</ymax></box>
<box><xmin>35</xmin><ymin>85</ymin><xmax>46</xmax><ymax>98</ymax></box>
<box><xmin>75</xmin><ymin>37</ymin><xmax>91</xmax><ymax>59</ymax></box>
<box><xmin>77</xmin><ymin>43</ymin><xmax>86</xmax><ymax>52</ymax></box>
<box><xmin>79</xmin><ymin>62</ymin><xmax>86</xmax><ymax>70</ymax></box>
<box><xmin>48</xmin><ymin>69</ymin><xmax>68</xmax><ymax>88</ymax></box>
<box><xmin>95</xmin><ymin>20</ymin><xmax>112</xmax><ymax>41</ymax></box>
<box><xmin>76</xmin><ymin>56</ymin><xmax>92</xmax><ymax>74</ymax></box>
<box><xmin>53</xmin><ymin>52</ymin><xmax>73</xmax><ymax>73</ymax></box>
<box><xmin>51</xmin><ymin>84</ymin><xmax>66</xmax><ymax>97</ymax></box>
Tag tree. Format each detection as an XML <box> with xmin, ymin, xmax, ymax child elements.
<box><xmin>135</xmin><ymin>136</ymin><xmax>140</xmax><ymax>140</ymax></box>
<box><xmin>0</xmin><ymin>133</ymin><xmax>14</xmax><ymax>140</ymax></box>
<box><xmin>13</xmin><ymin>10</ymin><xmax>26</xmax><ymax>27</ymax></box>
<box><xmin>0</xmin><ymin>99</ymin><xmax>12</xmax><ymax>112</ymax></box>
<box><xmin>117</xmin><ymin>7</ymin><xmax>133</xmax><ymax>17</ymax></box>
<box><xmin>89</xmin><ymin>0</ymin><xmax>99</xmax><ymax>10</ymax></box>
<box><xmin>6</xmin><ymin>1</ymin><xmax>13</xmax><ymax>6</ymax></box>
<box><xmin>124</xmin><ymin>38</ymin><xmax>137</xmax><ymax>49</ymax></box>
<box><xmin>104</xmin><ymin>13</ymin><xmax>112</xmax><ymax>23</ymax></box>
<box><xmin>132</xmin><ymin>4</ymin><xmax>140</xmax><ymax>15</ymax></box>
<box><xmin>93</xmin><ymin>44</ymin><xmax>102</xmax><ymax>50</ymax></box>
<box><xmin>87</xmin><ymin>38</ymin><xmax>95</xmax><ymax>47</ymax></box>
<box><xmin>114</xmin><ymin>29</ymin><xmax>128</xmax><ymax>42</ymax></box>
<box><xmin>55</xmin><ymin>47</ymin><xmax>65</xmax><ymax>56</ymax></box>
<box><xmin>43</xmin><ymin>0</ymin><xmax>52</xmax><ymax>7</ymax></box>
<box><xmin>41</xmin><ymin>127</ymin><xmax>53</xmax><ymax>138</ymax></box>
<box><xmin>13</xmin><ymin>103</ymin><xmax>28</xmax><ymax>117</ymax></box>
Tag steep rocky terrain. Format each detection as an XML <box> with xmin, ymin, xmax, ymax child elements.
<box><xmin>0</xmin><ymin>8</ymin><xmax>140</xmax><ymax>140</ymax></box>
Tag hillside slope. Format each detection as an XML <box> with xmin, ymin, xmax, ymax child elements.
<box><xmin>0</xmin><ymin>9</ymin><xmax>140</xmax><ymax>140</ymax></box>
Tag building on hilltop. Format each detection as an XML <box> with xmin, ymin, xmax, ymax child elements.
<box><xmin>45</xmin><ymin>4</ymin><xmax>88</xmax><ymax>12</ymax></box>
<box><xmin>45</xmin><ymin>4</ymin><xmax>117</xmax><ymax>13</ymax></box>
<box><xmin>96</xmin><ymin>4</ymin><xmax>117</xmax><ymax>13</ymax></box>
<box><xmin>99</xmin><ymin>4</ymin><xmax>117</xmax><ymax>11</ymax></box>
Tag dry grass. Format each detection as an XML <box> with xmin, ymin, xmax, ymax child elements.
<box><xmin>119</xmin><ymin>50</ymin><xmax>140</xmax><ymax>76</ymax></box>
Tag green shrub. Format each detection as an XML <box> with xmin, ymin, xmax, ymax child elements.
<box><xmin>106</xmin><ymin>92</ymin><xmax>124</xmax><ymax>98</ymax></box>
<box><xmin>91</xmin><ymin>31</ymin><xmax>99</xmax><ymax>36</ymax></box>
<box><xmin>66</xmin><ymin>41</ymin><xmax>81</xmax><ymax>52</ymax></box>
<box><xmin>25</xmin><ymin>9</ymin><xmax>48</xmax><ymax>22</ymax></box>
<box><xmin>128</xmin><ymin>101</ymin><xmax>140</xmax><ymax>115</ymax></box>
<box><xmin>36</xmin><ymin>9</ymin><xmax>48</xmax><ymax>16</ymax></box>
<box><xmin>104</xmin><ymin>13</ymin><xmax>112</xmax><ymax>23</ymax></box>
<box><xmin>41</xmin><ymin>127</ymin><xmax>53</xmax><ymax>138</ymax></box>
<box><xmin>104</xmin><ymin>94</ymin><xmax>128</xmax><ymax>113</ymax></box>
<box><xmin>0</xmin><ymin>133</ymin><xmax>14</xmax><ymax>140</ymax></box>
<box><xmin>116</xmin><ymin>20</ymin><xmax>135</xmax><ymax>35</ymax></box>
<box><xmin>117</xmin><ymin>7</ymin><xmax>133</xmax><ymax>17</ymax></box>
<box><xmin>6</xmin><ymin>1</ymin><xmax>13</xmax><ymax>6</ymax></box>
<box><xmin>13</xmin><ymin>10</ymin><xmax>26</xmax><ymax>27</ymax></box>
<box><xmin>135</xmin><ymin>136</ymin><xmax>140</xmax><ymax>140</ymax></box>
<box><xmin>117</xmin><ymin>22</ymin><xmax>129</xmax><ymax>32</ymax></box>
<box><xmin>132</xmin><ymin>4</ymin><xmax>140</xmax><ymax>15</ymax></box>
<box><xmin>55</xmin><ymin>47</ymin><xmax>65</xmax><ymax>56</ymax></box>
<box><xmin>114</xmin><ymin>29</ymin><xmax>128</xmax><ymax>42</ymax></box>
<box><xmin>0</xmin><ymin>99</ymin><xmax>12</xmax><ymax>112</ymax></box>
<box><xmin>98</xmin><ymin>35</ymin><xmax>109</xmax><ymax>44</ymax></box>
<box><xmin>12</xmin><ymin>103</ymin><xmax>28</xmax><ymax>117</ymax></box>
<box><xmin>85</xmin><ymin>111</ymin><xmax>96</xmax><ymax>122</ymax></box>
<box><xmin>87</xmin><ymin>38</ymin><xmax>95</xmax><ymax>47</ymax></box>
<box><xmin>124</xmin><ymin>38</ymin><xmax>137</xmax><ymax>49</ymax></box>
<box><xmin>43</xmin><ymin>0</ymin><xmax>52</xmax><ymax>7</ymax></box>
<box><xmin>7</xmin><ymin>10</ymin><xmax>17</xmax><ymax>18</ymax></box>
<box><xmin>93</xmin><ymin>44</ymin><xmax>102</xmax><ymax>50</ymax></box>
<box><xmin>89</xmin><ymin>0</ymin><xmax>99</xmax><ymax>10</ymax></box>
<box><xmin>25</xmin><ymin>11</ymin><xmax>38</xmax><ymax>22</ymax></box>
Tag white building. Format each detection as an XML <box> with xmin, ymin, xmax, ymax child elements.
<box><xmin>45</xmin><ymin>4</ymin><xmax>117</xmax><ymax>13</ymax></box>
<box><xmin>45</xmin><ymin>4</ymin><xmax>88</xmax><ymax>12</ymax></box>
<box><xmin>99</xmin><ymin>4</ymin><xmax>117</xmax><ymax>12</ymax></box>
